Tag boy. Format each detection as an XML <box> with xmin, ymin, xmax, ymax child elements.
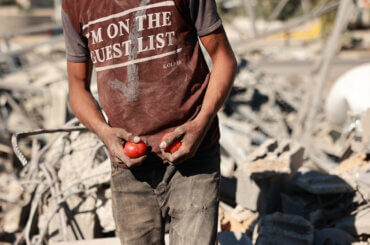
<box><xmin>62</xmin><ymin>0</ymin><xmax>236</xmax><ymax>244</ymax></box>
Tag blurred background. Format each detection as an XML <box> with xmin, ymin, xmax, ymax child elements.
<box><xmin>0</xmin><ymin>0</ymin><xmax>369</xmax><ymax>244</ymax></box>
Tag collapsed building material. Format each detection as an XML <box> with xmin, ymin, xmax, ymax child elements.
<box><xmin>289</xmin><ymin>171</ymin><xmax>355</xmax><ymax>194</ymax></box>
<box><xmin>335</xmin><ymin>208</ymin><xmax>370</xmax><ymax>237</ymax></box>
<box><xmin>313</xmin><ymin>228</ymin><xmax>355</xmax><ymax>245</ymax></box>
<box><xmin>236</xmin><ymin>140</ymin><xmax>304</xmax><ymax>213</ymax></box>
<box><xmin>219</xmin><ymin>205</ymin><xmax>258</xmax><ymax>236</ymax></box>
<box><xmin>218</xmin><ymin>231</ymin><xmax>252</xmax><ymax>245</ymax></box>
<box><xmin>252</xmin><ymin>212</ymin><xmax>314</xmax><ymax>245</ymax></box>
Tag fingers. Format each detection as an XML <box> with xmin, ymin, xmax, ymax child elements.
<box><xmin>114</xmin><ymin>128</ymin><xmax>141</xmax><ymax>143</ymax></box>
<box><xmin>159</xmin><ymin>128</ymin><xmax>184</xmax><ymax>150</ymax></box>
<box><xmin>113</xmin><ymin>142</ymin><xmax>147</xmax><ymax>168</ymax></box>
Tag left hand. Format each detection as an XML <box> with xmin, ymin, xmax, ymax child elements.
<box><xmin>159</xmin><ymin>118</ymin><xmax>209</xmax><ymax>165</ymax></box>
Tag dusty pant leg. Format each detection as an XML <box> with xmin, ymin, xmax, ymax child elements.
<box><xmin>110</xmin><ymin>164</ymin><xmax>165</xmax><ymax>245</ymax></box>
<box><xmin>167</xmin><ymin>145</ymin><xmax>221</xmax><ymax>245</ymax></box>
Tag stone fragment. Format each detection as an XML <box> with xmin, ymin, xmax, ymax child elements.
<box><xmin>253</xmin><ymin>213</ymin><xmax>314</xmax><ymax>245</ymax></box>
<box><xmin>356</xmin><ymin>169</ymin><xmax>370</xmax><ymax>202</ymax></box>
<box><xmin>236</xmin><ymin>141</ymin><xmax>304</xmax><ymax>213</ymax></box>
<box><xmin>218</xmin><ymin>231</ymin><xmax>252</xmax><ymax>245</ymax></box>
<box><xmin>220</xmin><ymin>207</ymin><xmax>257</xmax><ymax>234</ymax></box>
<box><xmin>289</xmin><ymin>171</ymin><xmax>355</xmax><ymax>194</ymax></box>
<box><xmin>3</xmin><ymin>205</ymin><xmax>22</xmax><ymax>233</ymax></box>
<box><xmin>244</xmin><ymin>139</ymin><xmax>278</xmax><ymax>163</ymax></box>
<box><xmin>314</xmin><ymin>228</ymin><xmax>355</xmax><ymax>245</ymax></box>
<box><xmin>335</xmin><ymin>208</ymin><xmax>370</xmax><ymax>236</ymax></box>
<box><xmin>236</xmin><ymin>168</ymin><xmax>284</xmax><ymax>213</ymax></box>
<box><xmin>96</xmin><ymin>199</ymin><xmax>115</xmax><ymax>233</ymax></box>
<box><xmin>231</xmin><ymin>205</ymin><xmax>257</xmax><ymax>223</ymax></box>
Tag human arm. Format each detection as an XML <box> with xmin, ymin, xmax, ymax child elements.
<box><xmin>160</xmin><ymin>26</ymin><xmax>237</xmax><ymax>164</ymax></box>
<box><xmin>67</xmin><ymin>61</ymin><xmax>147</xmax><ymax>167</ymax></box>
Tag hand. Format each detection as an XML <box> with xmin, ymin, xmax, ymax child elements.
<box><xmin>159</xmin><ymin>118</ymin><xmax>209</xmax><ymax>165</ymax></box>
<box><xmin>98</xmin><ymin>126</ymin><xmax>147</xmax><ymax>168</ymax></box>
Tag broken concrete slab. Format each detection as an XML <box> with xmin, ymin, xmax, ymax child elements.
<box><xmin>253</xmin><ymin>212</ymin><xmax>314</xmax><ymax>245</ymax></box>
<box><xmin>218</xmin><ymin>231</ymin><xmax>252</xmax><ymax>245</ymax></box>
<box><xmin>314</xmin><ymin>228</ymin><xmax>355</xmax><ymax>245</ymax></box>
<box><xmin>236</xmin><ymin>141</ymin><xmax>304</xmax><ymax>213</ymax></box>
<box><xmin>236</xmin><ymin>168</ymin><xmax>285</xmax><ymax>213</ymax></box>
<box><xmin>289</xmin><ymin>171</ymin><xmax>355</xmax><ymax>194</ymax></box>
<box><xmin>335</xmin><ymin>208</ymin><xmax>370</xmax><ymax>236</ymax></box>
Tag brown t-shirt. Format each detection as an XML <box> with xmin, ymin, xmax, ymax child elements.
<box><xmin>62</xmin><ymin>0</ymin><xmax>222</xmax><ymax>166</ymax></box>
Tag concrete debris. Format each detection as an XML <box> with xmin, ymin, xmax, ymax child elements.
<box><xmin>220</xmin><ymin>207</ymin><xmax>258</xmax><ymax>235</ymax></box>
<box><xmin>335</xmin><ymin>208</ymin><xmax>370</xmax><ymax>236</ymax></box>
<box><xmin>236</xmin><ymin>140</ymin><xmax>304</xmax><ymax>213</ymax></box>
<box><xmin>96</xmin><ymin>199</ymin><xmax>116</xmax><ymax>233</ymax></box>
<box><xmin>289</xmin><ymin>171</ymin><xmax>355</xmax><ymax>194</ymax></box>
<box><xmin>218</xmin><ymin>231</ymin><xmax>252</xmax><ymax>245</ymax></box>
<box><xmin>253</xmin><ymin>213</ymin><xmax>314</xmax><ymax>245</ymax></box>
<box><xmin>356</xmin><ymin>169</ymin><xmax>370</xmax><ymax>202</ymax></box>
<box><xmin>231</xmin><ymin>205</ymin><xmax>258</xmax><ymax>223</ymax></box>
<box><xmin>281</xmin><ymin>193</ymin><xmax>317</xmax><ymax>217</ymax></box>
<box><xmin>2</xmin><ymin>3</ymin><xmax>370</xmax><ymax>244</ymax></box>
<box><xmin>313</xmin><ymin>228</ymin><xmax>355</xmax><ymax>245</ymax></box>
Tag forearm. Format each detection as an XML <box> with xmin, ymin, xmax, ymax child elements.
<box><xmin>197</xmin><ymin>35</ymin><xmax>237</xmax><ymax>128</ymax></box>
<box><xmin>69</xmin><ymin>88</ymin><xmax>109</xmax><ymax>137</ymax></box>
<box><xmin>67</xmin><ymin>61</ymin><xmax>109</xmax><ymax>138</ymax></box>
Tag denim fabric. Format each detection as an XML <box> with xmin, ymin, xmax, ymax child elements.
<box><xmin>110</xmin><ymin>144</ymin><xmax>220</xmax><ymax>245</ymax></box>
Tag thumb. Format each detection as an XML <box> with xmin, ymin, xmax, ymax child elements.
<box><xmin>159</xmin><ymin>129</ymin><xmax>184</xmax><ymax>149</ymax></box>
<box><xmin>115</xmin><ymin>128</ymin><xmax>140</xmax><ymax>143</ymax></box>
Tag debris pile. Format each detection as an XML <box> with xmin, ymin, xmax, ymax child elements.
<box><xmin>0</xmin><ymin>0</ymin><xmax>370</xmax><ymax>243</ymax></box>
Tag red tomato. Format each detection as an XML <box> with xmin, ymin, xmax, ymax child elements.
<box><xmin>124</xmin><ymin>141</ymin><xmax>147</xmax><ymax>158</ymax></box>
<box><xmin>161</xmin><ymin>132</ymin><xmax>182</xmax><ymax>153</ymax></box>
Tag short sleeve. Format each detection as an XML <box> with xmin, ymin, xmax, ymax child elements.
<box><xmin>61</xmin><ymin>8</ymin><xmax>90</xmax><ymax>62</ymax></box>
<box><xmin>188</xmin><ymin>0</ymin><xmax>223</xmax><ymax>37</ymax></box>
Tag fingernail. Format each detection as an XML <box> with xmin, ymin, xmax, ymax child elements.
<box><xmin>133</xmin><ymin>136</ymin><xmax>140</xmax><ymax>143</ymax></box>
<box><xmin>159</xmin><ymin>142</ymin><xmax>166</xmax><ymax>149</ymax></box>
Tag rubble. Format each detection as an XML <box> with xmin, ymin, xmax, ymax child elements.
<box><xmin>218</xmin><ymin>231</ymin><xmax>252</xmax><ymax>245</ymax></box>
<box><xmin>313</xmin><ymin>228</ymin><xmax>355</xmax><ymax>245</ymax></box>
<box><xmin>236</xmin><ymin>140</ymin><xmax>304</xmax><ymax>213</ymax></box>
<box><xmin>1</xmin><ymin>0</ymin><xmax>370</xmax><ymax>244</ymax></box>
<box><xmin>252</xmin><ymin>213</ymin><xmax>314</xmax><ymax>245</ymax></box>
<box><xmin>335</xmin><ymin>208</ymin><xmax>370</xmax><ymax>237</ymax></box>
<box><xmin>288</xmin><ymin>170</ymin><xmax>355</xmax><ymax>194</ymax></box>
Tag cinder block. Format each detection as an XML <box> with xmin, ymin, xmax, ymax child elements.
<box><xmin>236</xmin><ymin>140</ymin><xmax>304</xmax><ymax>213</ymax></box>
<box><xmin>253</xmin><ymin>213</ymin><xmax>314</xmax><ymax>245</ymax></box>
<box><xmin>314</xmin><ymin>228</ymin><xmax>354</xmax><ymax>245</ymax></box>
<box><xmin>236</xmin><ymin>162</ymin><xmax>286</xmax><ymax>213</ymax></box>
<box><xmin>289</xmin><ymin>171</ymin><xmax>355</xmax><ymax>194</ymax></box>
<box><xmin>335</xmin><ymin>208</ymin><xmax>370</xmax><ymax>236</ymax></box>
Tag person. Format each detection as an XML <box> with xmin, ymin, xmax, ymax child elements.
<box><xmin>61</xmin><ymin>0</ymin><xmax>236</xmax><ymax>244</ymax></box>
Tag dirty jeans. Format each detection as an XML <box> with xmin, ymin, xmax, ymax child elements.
<box><xmin>110</xmin><ymin>144</ymin><xmax>220</xmax><ymax>245</ymax></box>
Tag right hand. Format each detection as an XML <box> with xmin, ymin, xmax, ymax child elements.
<box><xmin>98</xmin><ymin>127</ymin><xmax>147</xmax><ymax>168</ymax></box>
